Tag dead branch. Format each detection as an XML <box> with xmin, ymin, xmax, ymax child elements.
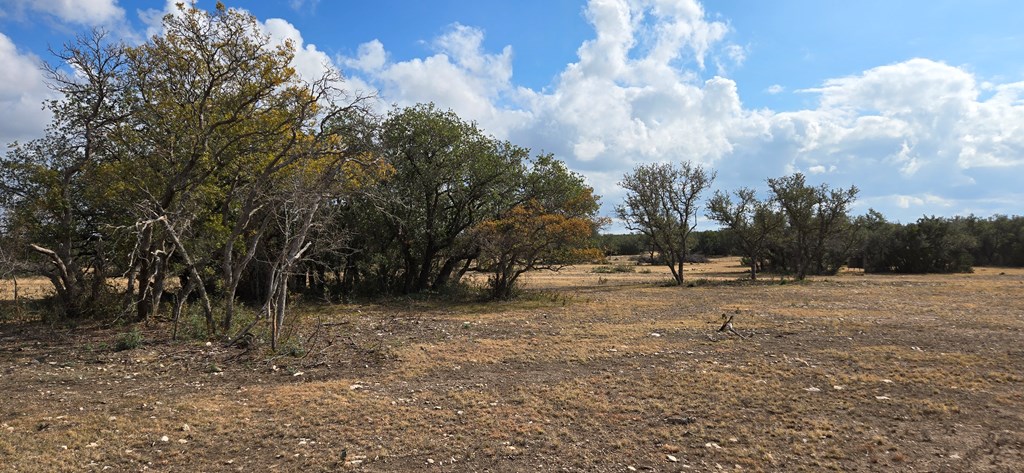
<box><xmin>717</xmin><ymin>313</ymin><xmax>748</xmax><ymax>339</ymax></box>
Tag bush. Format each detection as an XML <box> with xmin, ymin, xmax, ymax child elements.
<box><xmin>686</xmin><ymin>253</ymin><xmax>709</xmax><ymax>263</ymax></box>
<box><xmin>591</xmin><ymin>264</ymin><xmax>636</xmax><ymax>274</ymax></box>
<box><xmin>114</xmin><ymin>329</ymin><xmax>143</xmax><ymax>351</ymax></box>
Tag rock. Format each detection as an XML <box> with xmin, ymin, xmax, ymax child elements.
<box><xmin>159</xmin><ymin>435</ymin><xmax>169</xmax><ymax>442</ymax></box>
<box><xmin>650</xmin><ymin>332</ymin><xmax>663</xmax><ymax>337</ymax></box>
<box><xmin>427</xmin><ymin>458</ymin><xmax>435</xmax><ymax>464</ymax></box>
<box><xmin>666</xmin><ymin>455</ymin><xmax>679</xmax><ymax>462</ymax></box>
<box><xmin>875</xmin><ymin>396</ymin><xmax>891</xmax><ymax>400</ymax></box>
<box><xmin>181</xmin><ymin>424</ymin><xmax>191</xmax><ymax>432</ymax></box>
<box><xmin>804</xmin><ymin>387</ymin><xmax>821</xmax><ymax>392</ymax></box>
<box><xmin>627</xmin><ymin>467</ymin><xmax>637</xmax><ymax>472</ymax></box>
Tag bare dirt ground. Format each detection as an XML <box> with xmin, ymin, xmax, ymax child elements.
<box><xmin>1</xmin><ymin>258</ymin><xmax>1023</xmax><ymax>472</ymax></box>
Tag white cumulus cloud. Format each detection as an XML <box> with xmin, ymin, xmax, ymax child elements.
<box><xmin>1</xmin><ymin>0</ymin><xmax>124</xmax><ymax>26</ymax></box>
<box><xmin>0</xmin><ymin>33</ymin><xmax>54</xmax><ymax>147</ymax></box>
<box><xmin>4</xmin><ymin>0</ymin><xmax>1023</xmax><ymax>227</ymax></box>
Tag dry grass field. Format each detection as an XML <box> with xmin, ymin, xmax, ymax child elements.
<box><xmin>1</xmin><ymin>257</ymin><xmax>1023</xmax><ymax>471</ymax></box>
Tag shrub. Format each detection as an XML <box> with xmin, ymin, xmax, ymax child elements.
<box><xmin>591</xmin><ymin>264</ymin><xmax>636</xmax><ymax>274</ymax></box>
<box><xmin>114</xmin><ymin>329</ymin><xmax>143</xmax><ymax>351</ymax></box>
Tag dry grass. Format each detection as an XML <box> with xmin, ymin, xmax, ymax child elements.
<box><xmin>2</xmin><ymin>258</ymin><xmax>1023</xmax><ymax>471</ymax></box>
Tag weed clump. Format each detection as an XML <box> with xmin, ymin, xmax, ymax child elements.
<box><xmin>114</xmin><ymin>329</ymin><xmax>143</xmax><ymax>351</ymax></box>
<box><xmin>591</xmin><ymin>264</ymin><xmax>636</xmax><ymax>274</ymax></box>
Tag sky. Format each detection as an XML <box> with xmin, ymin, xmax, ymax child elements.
<box><xmin>2</xmin><ymin>0</ymin><xmax>1023</xmax><ymax>231</ymax></box>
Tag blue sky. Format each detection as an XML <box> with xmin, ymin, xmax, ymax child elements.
<box><xmin>2</xmin><ymin>0</ymin><xmax>1023</xmax><ymax>231</ymax></box>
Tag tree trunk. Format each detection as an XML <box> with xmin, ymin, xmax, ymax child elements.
<box><xmin>171</xmin><ymin>277</ymin><xmax>195</xmax><ymax>341</ymax></box>
<box><xmin>158</xmin><ymin>217</ymin><xmax>215</xmax><ymax>335</ymax></box>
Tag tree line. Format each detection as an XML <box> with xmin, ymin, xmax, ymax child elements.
<box><xmin>0</xmin><ymin>4</ymin><xmax>600</xmax><ymax>346</ymax></box>
<box><xmin>607</xmin><ymin>161</ymin><xmax>1024</xmax><ymax>280</ymax></box>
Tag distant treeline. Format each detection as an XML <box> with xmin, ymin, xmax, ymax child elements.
<box><xmin>596</xmin><ymin>213</ymin><xmax>1024</xmax><ymax>273</ymax></box>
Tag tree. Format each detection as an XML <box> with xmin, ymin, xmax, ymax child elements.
<box><xmin>3</xmin><ymin>3</ymin><xmax>380</xmax><ymax>343</ymax></box>
<box><xmin>352</xmin><ymin>103</ymin><xmax>525</xmax><ymax>294</ymax></box>
<box><xmin>767</xmin><ymin>173</ymin><xmax>858</xmax><ymax>279</ymax></box>
<box><xmin>706</xmin><ymin>188</ymin><xmax>784</xmax><ymax>280</ymax></box>
<box><xmin>474</xmin><ymin>155</ymin><xmax>602</xmax><ymax>299</ymax></box>
<box><xmin>0</xmin><ymin>30</ymin><xmax>129</xmax><ymax>318</ymax></box>
<box><xmin>616</xmin><ymin>161</ymin><xmax>715</xmax><ymax>285</ymax></box>
<box><xmin>116</xmin><ymin>2</ymin><xmax>309</xmax><ymax>327</ymax></box>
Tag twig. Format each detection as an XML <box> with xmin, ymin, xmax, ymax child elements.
<box><xmin>717</xmin><ymin>314</ymin><xmax>748</xmax><ymax>339</ymax></box>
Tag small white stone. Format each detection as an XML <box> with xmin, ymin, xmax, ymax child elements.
<box><xmin>666</xmin><ymin>454</ymin><xmax>679</xmax><ymax>462</ymax></box>
<box><xmin>159</xmin><ymin>435</ymin><xmax>169</xmax><ymax>442</ymax></box>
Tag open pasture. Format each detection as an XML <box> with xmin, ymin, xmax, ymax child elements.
<box><xmin>1</xmin><ymin>258</ymin><xmax>1022</xmax><ymax>471</ymax></box>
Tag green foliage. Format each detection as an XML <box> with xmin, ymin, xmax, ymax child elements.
<box><xmin>114</xmin><ymin>329</ymin><xmax>143</xmax><ymax>351</ymax></box>
<box><xmin>766</xmin><ymin>173</ymin><xmax>858</xmax><ymax>279</ymax></box>
<box><xmin>475</xmin><ymin>155</ymin><xmax>602</xmax><ymax>300</ymax></box>
<box><xmin>853</xmin><ymin>215</ymin><xmax>977</xmax><ymax>273</ymax></box>
<box><xmin>594</xmin><ymin>233</ymin><xmax>647</xmax><ymax>256</ymax></box>
<box><xmin>616</xmin><ymin>161</ymin><xmax>715</xmax><ymax>284</ymax></box>
<box><xmin>707</xmin><ymin>187</ymin><xmax>784</xmax><ymax>279</ymax></box>
<box><xmin>343</xmin><ymin>103</ymin><xmax>527</xmax><ymax>295</ymax></box>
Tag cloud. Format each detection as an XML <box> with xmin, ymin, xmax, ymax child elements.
<box><xmin>340</xmin><ymin>22</ymin><xmax>529</xmax><ymax>137</ymax></box>
<box><xmin>261</xmin><ymin>18</ymin><xmax>336</xmax><ymax>83</ymax></box>
<box><xmin>338</xmin><ymin>0</ymin><xmax>1024</xmax><ymax>226</ymax></box>
<box><xmin>5</xmin><ymin>0</ymin><xmax>1022</xmax><ymax>229</ymax></box>
<box><xmin>341</xmin><ymin>0</ymin><xmax>747</xmax><ymax>207</ymax></box>
<box><xmin>138</xmin><ymin>0</ymin><xmax>192</xmax><ymax>40</ymax></box>
<box><xmin>136</xmin><ymin>2</ymin><xmax>338</xmax><ymax>86</ymax></box>
<box><xmin>289</xmin><ymin>0</ymin><xmax>321</xmax><ymax>12</ymax></box>
<box><xmin>1</xmin><ymin>0</ymin><xmax>124</xmax><ymax>26</ymax></box>
<box><xmin>0</xmin><ymin>33</ymin><xmax>54</xmax><ymax>147</ymax></box>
